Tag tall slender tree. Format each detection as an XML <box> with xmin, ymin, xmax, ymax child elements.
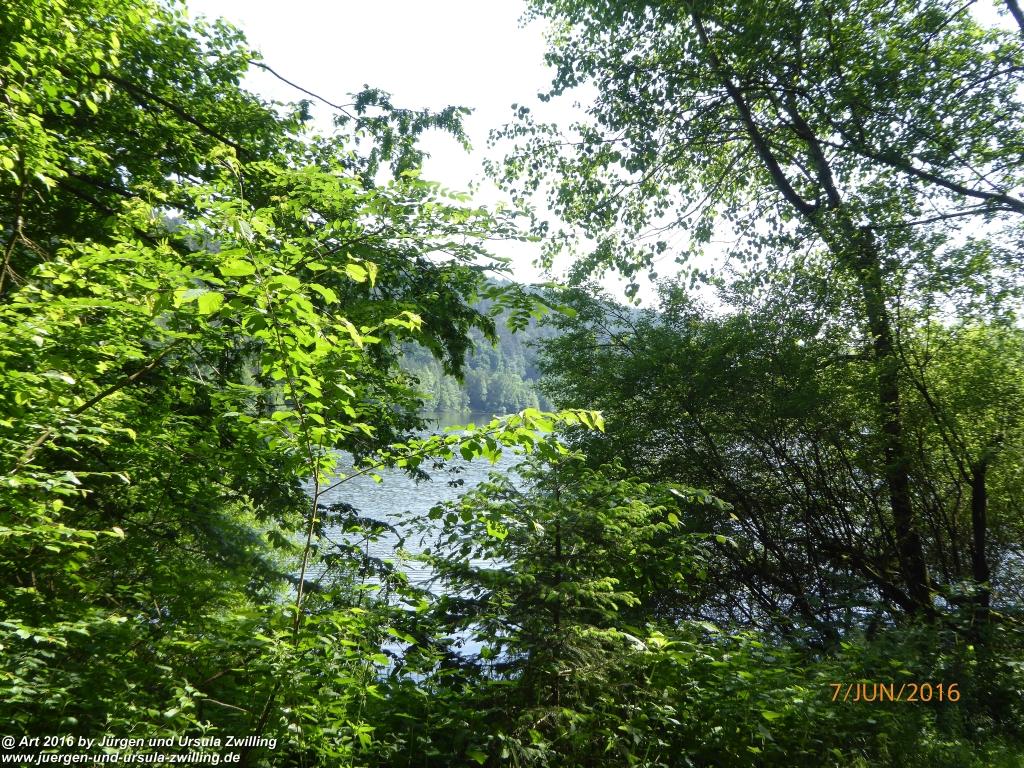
<box><xmin>496</xmin><ymin>0</ymin><xmax>1024</xmax><ymax>616</ymax></box>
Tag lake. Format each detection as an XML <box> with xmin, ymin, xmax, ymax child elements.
<box><xmin>307</xmin><ymin>411</ymin><xmax>520</xmax><ymax>592</ymax></box>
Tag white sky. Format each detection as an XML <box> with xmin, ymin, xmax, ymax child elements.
<box><xmin>184</xmin><ymin>1</ymin><xmax>1014</xmax><ymax>306</ymax></box>
<box><xmin>185</xmin><ymin>0</ymin><xmax>594</xmax><ymax>289</ymax></box>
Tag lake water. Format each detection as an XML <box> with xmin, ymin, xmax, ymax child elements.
<box><xmin>308</xmin><ymin>412</ymin><xmax>519</xmax><ymax>592</ymax></box>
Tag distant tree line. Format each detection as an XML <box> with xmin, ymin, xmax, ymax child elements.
<box><xmin>401</xmin><ymin>295</ymin><xmax>557</xmax><ymax>414</ymax></box>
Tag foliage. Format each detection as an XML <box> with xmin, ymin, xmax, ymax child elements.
<box><xmin>0</xmin><ymin>0</ymin><xmax>596</xmax><ymax>761</ymax></box>
<box><xmin>355</xmin><ymin>457</ymin><xmax>1023</xmax><ymax>767</ymax></box>
<box><xmin>538</xmin><ymin>284</ymin><xmax>1024</xmax><ymax>635</ymax></box>
<box><xmin>3</xmin><ymin>0</ymin><xmax>1024</xmax><ymax>765</ymax></box>
<box><xmin>401</xmin><ymin>289</ymin><xmax>559</xmax><ymax>414</ymax></box>
<box><xmin>497</xmin><ymin>0</ymin><xmax>1024</xmax><ymax>283</ymax></box>
<box><xmin>484</xmin><ymin>1</ymin><xmax>1024</xmax><ymax>759</ymax></box>
<box><xmin>495</xmin><ymin>0</ymin><xmax>1024</xmax><ymax>617</ymax></box>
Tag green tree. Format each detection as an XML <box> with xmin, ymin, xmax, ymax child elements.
<box><xmin>540</xmin><ymin>284</ymin><xmax>1024</xmax><ymax>638</ymax></box>
<box><xmin>399</xmin><ymin>287</ymin><xmax>559</xmax><ymax>415</ymax></box>
<box><xmin>496</xmin><ymin>0</ymin><xmax>1024</xmax><ymax>618</ymax></box>
<box><xmin>0</xmin><ymin>0</ymin><xmax>596</xmax><ymax>759</ymax></box>
<box><xmin>396</xmin><ymin>456</ymin><xmax>721</xmax><ymax>766</ymax></box>
<box><xmin>533</xmin><ymin>281</ymin><xmax>1024</xmax><ymax>760</ymax></box>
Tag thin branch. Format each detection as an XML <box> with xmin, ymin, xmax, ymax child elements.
<box><xmin>8</xmin><ymin>338</ymin><xmax>186</xmax><ymax>475</ymax></box>
<box><xmin>63</xmin><ymin>66</ymin><xmax>252</xmax><ymax>159</ymax></box>
<box><xmin>871</xmin><ymin>204</ymin><xmax>1004</xmax><ymax>229</ymax></box>
<box><xmin>688</xmin><ymin>8</ymin><xmax>820</xmax><ymax>217</ymax></box>
<box><xmin>0</xmin><ymin>167</ymin><xmax>28</xmax><ymax>296</ymax></box>
<box><xmin>821</xmin><ymin>131</ymin><xmax>1024</xmax><ymax>216</ymax></box>
<box><xmin>248</xmin><ymin>61</ymin><xmax>358</xmax><ymax>120</ymax></box>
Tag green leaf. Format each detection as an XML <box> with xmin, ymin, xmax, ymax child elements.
<box><xmin>196</xmin><ymin>291</ymin><xmax>224</xmax><ymax>315</ymax></box>
<box><xmin>309</xmin><ymin>283</ymin><xmax>338</xmax><ymax>304</ymax></box>
<box><xmin>345</xmin><ymin>262</ymin><xmax>368</xmax><ymax>282</ymax></box>
<box><xmin>486</xmin><ymin>519</ymin><xmax>508</xmax><ymax>540</ymax></box>
<box><xmin>219</xmin><ymin>260</ymin><xmax>256</xmax><ymax>277</ymax></box>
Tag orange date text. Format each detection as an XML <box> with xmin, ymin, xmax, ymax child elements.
<box><xmin>830</xmin><ymin>682</ymin><xmax>959</xmax><ymax>703</ymax></box>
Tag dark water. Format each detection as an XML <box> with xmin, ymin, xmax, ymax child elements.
<box><xmin>309</xmin><ymin>412</ymin><xmax>519</xmax><ymax>590</ymax></box>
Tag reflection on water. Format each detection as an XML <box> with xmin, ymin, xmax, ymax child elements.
<box><xmin>308</xmin><ymin>412</ymin><xmax>520</xmax><ymax>589</ymax></box>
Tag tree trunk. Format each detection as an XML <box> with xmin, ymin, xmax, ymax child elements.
<box><xmin>1006</xmin><ymin>0</ymin><xmax>1024</xmax><ymax>36</ymax></box>
<box><xmin>692</xmin><ymin>13</ymin><xmax>932</xmax><ymax>614</ymax></box>
<box><xmin>831</xmin><ymin>224</ymin><xmax>931</xmax><ymax>612</ymax></box>
<box><xmin>970</xmin><ymin>461</ymin><xmax>991</xmax><ymax>613</ymax></box>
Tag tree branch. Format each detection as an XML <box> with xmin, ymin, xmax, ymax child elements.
<box><xmin>689</xmin><ymin>9</ymin><xmax>820</xmax><ymax>217</ymax></box>
<box><xmin>9</xmin><ymin>338</ymin><xmax>186</xmax><ymax>475</ymax></box>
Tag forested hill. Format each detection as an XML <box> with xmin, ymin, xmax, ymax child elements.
<box><xmin>401</xmin><ymin>298</ymin><xmax>558</xmax><ymax>413</ymax></box>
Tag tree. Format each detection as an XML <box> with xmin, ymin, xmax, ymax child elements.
<box><xmin>397</xmin><ymin>456</ymin><xmax>722</xmax><ymax>767</ymax></box>
<box><xmin>898</xmin><ymin>321</ymin><xmax>1024</xmax><ymax>618</ymax></box>
<box><xmin>496</xmin><ymin>0</ymin><xmax>1024</xmax><ymax>617</ymax></box>
<box><xmin>539</xmin><ymin>281</ymin><xmax>1024</xmax><ymax>643</ymax></box>
<box><xmin>0</xmin><ymin>0</ymin><xmax>596</xmax><ymax>757</ymax></box>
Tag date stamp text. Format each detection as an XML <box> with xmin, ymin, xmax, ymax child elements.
<box><xmin>830</xmin><ymin>682</ymin><xmax>960</xmax><ymax>703</ymax></box>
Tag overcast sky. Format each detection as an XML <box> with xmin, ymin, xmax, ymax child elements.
<box><xmin>185</xmin><ymin>0</ymin><xmax>585</xmax><ymax>287</ymax></box>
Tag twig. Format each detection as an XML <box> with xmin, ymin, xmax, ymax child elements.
<box><xmin>9</xmin><ymin>338</ymin><xmax>186</xmax><ymax>475</ymax></box>
<box><xmin>248</xmin><ymin>61</ymin><xmax>358</xmax><ymax>120</ymax></box>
